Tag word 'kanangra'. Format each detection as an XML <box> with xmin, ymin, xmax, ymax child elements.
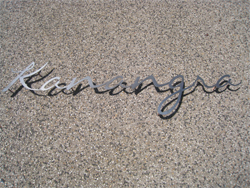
<box><xmin>2</xmin><ymin>63</ymin><xmax>240</xmax><ymax>116</ymax></box>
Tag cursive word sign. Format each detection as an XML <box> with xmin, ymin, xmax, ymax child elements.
<box><xmin>2</xmin><ymin>62</ymin><xmax>241</xmax><ymax>116</ymax></box>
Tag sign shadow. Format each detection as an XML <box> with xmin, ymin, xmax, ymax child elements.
<box><xmin>8</xmin><ymin>69</ymin><xmax>240</xmax><ymax>119</ymax></box>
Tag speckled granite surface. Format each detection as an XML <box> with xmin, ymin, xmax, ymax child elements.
<box><xmin>0</xmin><ymin>0</ymin><xmax>249</xmax><ymax>187</ymax></box>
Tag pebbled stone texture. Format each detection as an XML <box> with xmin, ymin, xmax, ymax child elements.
<box><xmin>0</xmin><ymin>0</ymin><xmax>249</xmax><ymax>187</ymax></box>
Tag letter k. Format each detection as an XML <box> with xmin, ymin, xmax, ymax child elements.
<box><xmin>2</xmin><ymin>62</ymin><xmax>47</xmax><ymax>92</ymax></box>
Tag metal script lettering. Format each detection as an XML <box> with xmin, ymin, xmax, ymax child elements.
<box><xmin>2</xmin><ymin>62</ymin><xmax>241</xmax><ymax>116</ymax></box>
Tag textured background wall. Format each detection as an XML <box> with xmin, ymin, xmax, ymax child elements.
<box><xmin>0</xmin><ymin>0</ymin><xmax>249</xmax><ymax>187</ymax></box>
